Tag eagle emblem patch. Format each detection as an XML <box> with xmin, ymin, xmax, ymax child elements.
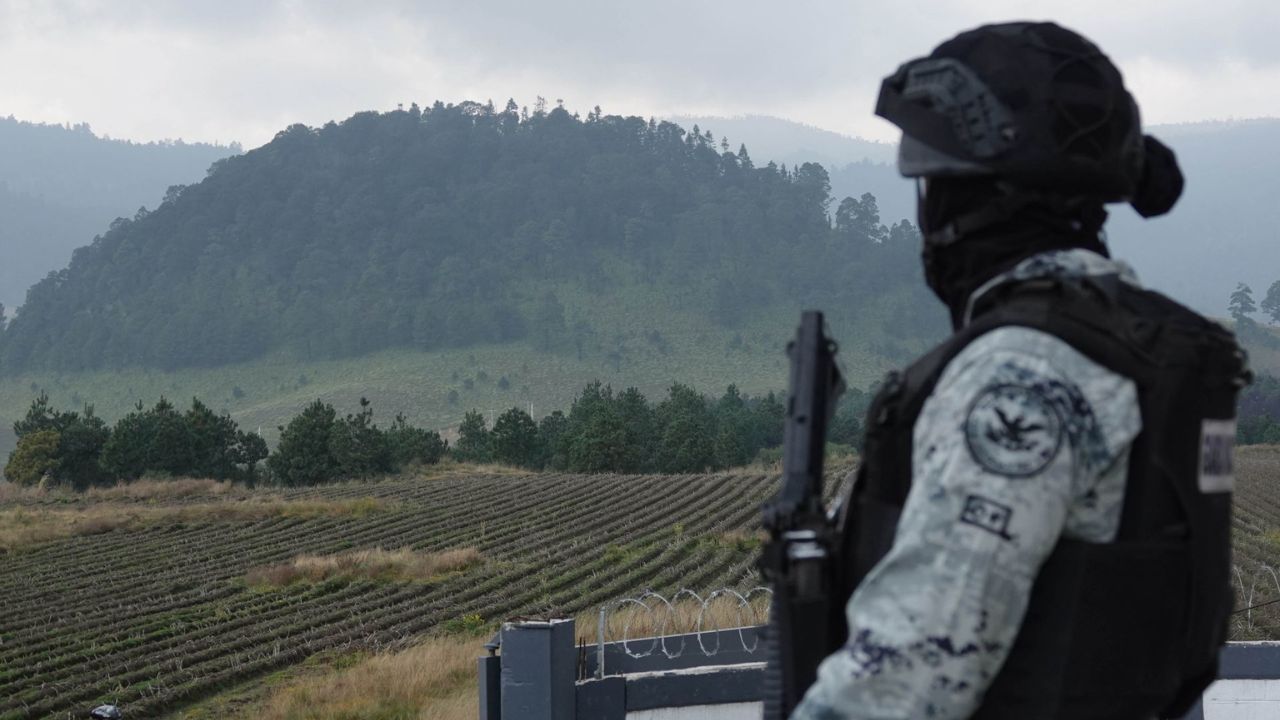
<box><xmin>964</xmin><ymin>384</ymin><xmax>1064</xmax><ymax>477</ymax></box>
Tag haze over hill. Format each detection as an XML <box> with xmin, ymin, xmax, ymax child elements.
<box><xmin>676</xmin><ymin>114</ymin><xmax>1280</xmax><ymax>318</ymax></box>
<box><xmin>0</xmin><ymin>117</ymin><xmax>237</xmax><ymax>310</ymax></box>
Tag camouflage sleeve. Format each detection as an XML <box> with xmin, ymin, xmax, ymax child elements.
<box><xmin>790</xmin><ymin>326</ymin><xmax>1141</xmax><ymax>720</ymax></box>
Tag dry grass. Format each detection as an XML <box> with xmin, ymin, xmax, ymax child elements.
<box><xmin>0</xmin><ymin>481</ymin><xmax>48</xmax><ymax>503</ymax></box>
<box><xmin>245</xmin><ymin>596</ymin><xmax>768</xmax><ymax>720</ymax></box>
<box><xmin>86</xmin><ymin>477</ymin><xmax>242</xmax><ymax>501</ymax></box>
<box><xmin>0</xmin><ymin>497</ymin><xmax>388</xmax><ymax>552</ymax></box>
<box><xmin>253</xmin><ymin>633</ymin><xmax>482</xmax><ymax>720</ymax></box>
<box><xmin>246</xmin><ymin>547</ymin><xmax>483</xmax><ymax>587</ymax></box>
<box><xmin>406</xmin><ymin>458</ymin><xmax>530</xmax><ymax>481</ymax></box>
<box><xmin>717</xmin><ymin>528</ymin><xmax>768</xmax><ymax>550</ymax></box>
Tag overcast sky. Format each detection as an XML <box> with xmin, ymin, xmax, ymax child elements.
<box><xmin>3</xmin><ymin>0</ymin><xmax>1279</xmax><ymax>149</ymax></box>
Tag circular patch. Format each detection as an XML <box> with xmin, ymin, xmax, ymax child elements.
<box><xmin>964</xmin><ymin>384</ymin><xmax>1064</xmax><ymax>477</ymax></box>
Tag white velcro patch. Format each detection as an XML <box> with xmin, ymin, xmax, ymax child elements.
<box><xmin>1198</xmin><ymin>418</ymin><xmax>1236</xmax><ymax>494</ymax></box>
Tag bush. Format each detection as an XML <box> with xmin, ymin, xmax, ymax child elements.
<box><xmin>4</xmin><ymin>430</ymin><xmax>61</xmax><ymax>486</ymax></box>
<box><xmin>386</xmin><ymin>414</ymin><xmax>447</xmax><ymax>468</ymax></box>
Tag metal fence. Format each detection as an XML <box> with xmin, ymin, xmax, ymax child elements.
<box><xmin>592</xmin><ymin>587</ymin><xmax>771</xmax><ymax>679</ymax></box>
<box><xmin>1233</xmin><ymin>564</ymin><xmax>1280</xmax><ymax>633</ymax></box>
<box><xmin>479</xmin><ymin>586</ymin><xmax>1280</xmax><ymax>720</ymax></box>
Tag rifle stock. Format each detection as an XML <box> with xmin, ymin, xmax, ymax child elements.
<box><xmin>760</xmin><ymin>311</ymin><xmax>845</xmax><ymax>719</ymax></box>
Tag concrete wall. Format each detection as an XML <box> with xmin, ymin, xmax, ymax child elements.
<box><xmin>1203</xmin><ymin>679</ymin><xmax>1280</xmax><ymax>720</ymax></box>
<box><xmin>627</xmin><ymin>702</ymin><xmax>763</xmax><ymax>719</ymax></box>
<box><xmin>483</xmin><ymin>621</ymin><xmax>1280</xmax><ymax>720</ymax></box>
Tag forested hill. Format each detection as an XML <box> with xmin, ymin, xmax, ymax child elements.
<box><xmin>0</xmin><ymin>101</ymin><xmax>941</xmax><ymax>374</ymax></box>
<box><xmin>0</xmin><ymin>117</ymin><xmax>236</xmax><ymax>311</ymax></box>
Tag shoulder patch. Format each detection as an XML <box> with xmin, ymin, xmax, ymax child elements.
<box><xmin>964</xmin><ymin>384</ymin><xmax>1064</xmax><ymax>477</ymax></box>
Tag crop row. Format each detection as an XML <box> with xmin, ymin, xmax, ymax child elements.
<box><xmin>1</xmin><ymin>472</ymin><xmax>775</xmax><ymax>717</ymax></box>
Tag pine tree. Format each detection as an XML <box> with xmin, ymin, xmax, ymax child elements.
<box><xmin>1261</xmin><ymin>280</ymin><xmax>1280</xmax><ymax>324</ymax></box>
<box><xmin>655</xmin><ymin>384</ymin><xmax>714</xmax><ymax>473</ymax></box>
<box><xmin>454</xmin><ymin>410</ymin><xmax>492</xmax><ymax>463</ymax></box>
<box><xmin>268</xmin><ymin>399</ymin><xmax>339</xmax><ymax>486</ymax></box>
<box><xmin>185</xmin><ymin>397</ymin><xmax>240</xmax><ymax>479</ymax></box>
<box><xmin>491</xmin><ymin>407</ymin><xmax>540</xmax><ymax>468</ymax></box>
<box><xmin>537</xmin><ymin>411</ymin><xmax>570</xmax><ymax>470</ymax></box>
<box><xmin>1230</xmin><ymin>283</ymin><xmax>1257</xmax><ymax>321</ymax></box>
<box><xmin>385</xmin><ymin>413</ymin><xmax>447</xmax><ymax>468</ymax></box>
<box><xmin>234</xmin><ymin>430</ymin><xmax>269</xmax><ymax>486</ymax></box>
<box><xmin>330</xmin><ymin>397</ymin><xmax>392</xmax><ymax>479</ymax></box>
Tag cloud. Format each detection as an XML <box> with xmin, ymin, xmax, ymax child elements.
<box><xmin>1</xmin><ymin>0</ymin><xmax>1277</xmax><ymax>147</ymax></box>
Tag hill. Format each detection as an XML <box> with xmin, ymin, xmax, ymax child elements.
<box><xmin>0</xmin><ymin>103</ymin><xmax>939</xmax><ymax>376</ymax></box>
<box><xmin>0</xmin><ymin>117</ymin><xmax>237</xmax><ymax>311</ymax></box>
<box><xmin>665</xmin><ymin>115</ymin><xmax>913</xmax><ymax>225</ymax></box>
<box><xmin>1107</xmin><ymin>118</ymin><xmax>1280</xmax><ymax>315</ymax></box>
<box><xmin>3</xmin><ymin>449</ymin><xmax>1279</xmax><ymax>717</ymax></box>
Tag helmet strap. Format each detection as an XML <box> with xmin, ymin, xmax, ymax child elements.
<box><xmin>923</xmin><ymin>190</ymin><xmax>1035</xmax><ymax>247</ymax></box>
<box><xmin>923</xmin><ymin>186</ymin><xmax>1106</xmax><ymax>247</ymax></box>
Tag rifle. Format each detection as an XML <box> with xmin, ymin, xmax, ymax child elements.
<box><xmin>760</xmin><ymin>311</ymin><xmax>845</xmax><ymax>720</ymax></box>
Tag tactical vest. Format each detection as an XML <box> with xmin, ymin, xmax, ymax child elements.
<box><xmin>833</xmin><ymin>273</ymin><xmax>1249</xmax><ymax>719</ymax></box>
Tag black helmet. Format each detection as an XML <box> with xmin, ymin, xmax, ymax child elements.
<box><xmin>876</xmin><ymin>21</ymin><xmax>1181</xmax><ymax>219</ymax></box>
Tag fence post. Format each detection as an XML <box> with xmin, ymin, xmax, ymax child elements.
<box><xmin>478</xmin><ymin>632</ymin><xmax>502</xmax><ymax>720</ymax></box>
<box><xmin>500</xmin><ymin>618</ymin><xmax>576</xmax><ymax>720</ymax></box>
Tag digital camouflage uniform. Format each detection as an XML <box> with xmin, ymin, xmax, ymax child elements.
<box><xmin>792</xmin><ymin>248</ymin><xmax>1144</xmax><ymax>720</ymax></box>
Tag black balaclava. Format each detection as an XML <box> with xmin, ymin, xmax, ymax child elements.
<box><xmin>919</xmin><ymin>177</ymin><xmax>1110</xmax><ymax>328</ymax></box>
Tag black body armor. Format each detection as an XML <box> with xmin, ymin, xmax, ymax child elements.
<box><xmin>834</xmin><ymin>273</ymin><xmax>1249</xmax><ymax>719</ymax></box>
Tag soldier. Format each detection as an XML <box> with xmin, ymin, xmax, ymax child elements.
<box><xmin>791</xmin><ymin>22</ymin><xmax>1250</xmax><ymax>720</ymax></box>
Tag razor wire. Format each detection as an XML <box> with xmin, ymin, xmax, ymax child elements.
<box><xmin>1234</xmin><ymin>564</ymin><xmax>1280</xmax><ymax>633</ymax></box>
<box><xmin>595</xmin><ymin>587</ymin><xmax>772</xmax><ymax>678</ymax></box>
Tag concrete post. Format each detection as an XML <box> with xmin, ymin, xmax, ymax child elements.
<box><xmin>499</xmin><ymin>618</ymin><xmax>577</xmax><ymax>720</ymax></box>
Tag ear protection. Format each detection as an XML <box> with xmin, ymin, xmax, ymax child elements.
<box><xmin>1130</xmin><ymin>135</ymin><xmax>1184</xmax><ymax>218</ymax></box>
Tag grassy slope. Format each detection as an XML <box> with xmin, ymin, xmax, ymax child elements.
<box><xmin>0</xmin><ymin>280</ymin><xmax>916</xmax><ymax>463</ymax></box>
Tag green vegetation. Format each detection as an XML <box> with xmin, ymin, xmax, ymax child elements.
<box><xmin>0</xmin><ymin>102</ymin><xmax>941</xmax><ymax>375</ymax></box>
<box><xmin>4</xmin><ymin>377</ymin><xmax>866</xmax><ymax>486</ymax></box>
<box><xmin>1240</xmin><ymin>374</ymin><xmax>1280</xmax><ymax>445</ymax></box>
<box><xmin>1224</xmin><ymin>281</ymin><xmax>1280</xmax><ymax>444</ymax></box>
<box><xmin>4</xmin><ymin>392</ymin><xmax>437</xmax><ymax>489</ymax></box>
<box><xmin>5</xmin><ymin>392</ymin><xmax>271</xmax><ymax>489</ymax></box>
<box><xmin>460</xmin><ymin>381</ymin><xmax>797</xmax><ymax>474</ymax></box>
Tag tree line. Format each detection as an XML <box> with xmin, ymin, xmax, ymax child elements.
<box><xmin>3</xmin><ymin>381</ymin><xmax>871</xmax><ymax>489</ymax></box>
<box><xmin>451</xmin><ymin>382</ymin><xmax>789</xmax><ymax>474</ymax></box>
<box><xmin>2</xmin><ymin>393</ymin><xmax>444</xmax><ymax>490</ymax></box>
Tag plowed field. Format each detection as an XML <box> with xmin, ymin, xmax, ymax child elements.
<box><xmin>3</xmin><ymin>448</ymin><xmax>1279</xmax><ymax>718</ymax></box>
<box><xmin>0</xmin><ymin>471</ymin><xmax>775</xmax><ymax>718</ymax></box>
